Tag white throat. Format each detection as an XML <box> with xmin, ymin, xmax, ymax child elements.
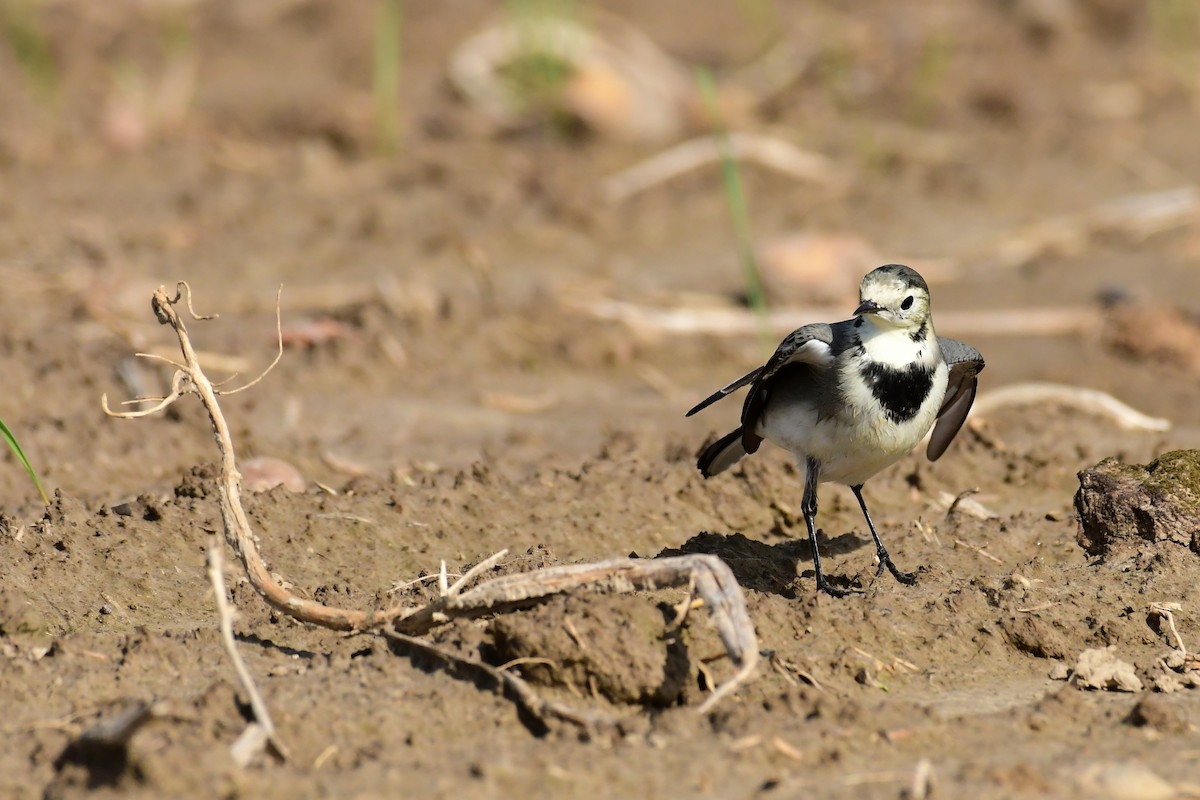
<box><xmin>857</xmin><ymin>317</ymin><xmax>936</xmax><ymax>369</ymax></box>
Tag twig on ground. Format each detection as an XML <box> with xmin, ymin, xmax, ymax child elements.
<box><xmin>578</xmin><ymin>296</ymin><xmax>1098</xmax><ymax>339</ymax></box>
<box><xmin>973</xmin><ymin>185</ymin><xmax>1198</xmax><ymax>271</ymax></box>
<box><xmin>1149</xmin><ymin>603</ymin><xmax>1187</xmax><ymax>654</ymax></box>
<box><xmin>103</xmin><ymin>283</ymin><xmax>760</xmax><ymax>738</ymax></box>
<box><xmin>602</xmin><ymin>133</ymin><xmax>848</xmax><ymax>201</ymax></box>
<box><xmin>970</xmin><ymin>382</ymin><xmax>1170</xmax><ymax>431</ymax></box>
<box><xmin>391</xmin><ymin>554</ymin><xmax>759</xmax><ymax>715</ymax></box>
<box><xmin>768</xmin><ymin>651</ymin><xmax>827</xmax><ymax>693</ymax></box>
<box><xmin>206</xmin><ymin>534</ymin><xmax>287</xmax><ymax>764</ymax></box>
<box><xmin>954</xmin><ymin>538</ymin><xmax>1003</xmax><ymax>565</ymax></box>
<box><xmin>911</xmin><ymin>758</ymin><xmax>935</xmax><ymax>800</ymax></box>
<box><xmin>941</xmin><ymin>489</ymin><xmax>999</xmax><ymax>521</ymax></box>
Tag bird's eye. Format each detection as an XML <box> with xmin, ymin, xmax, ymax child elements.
<box><xmin>901</xmin><ymin>295</ymin><xmax>914</xmax><ymax>310</ymax></box>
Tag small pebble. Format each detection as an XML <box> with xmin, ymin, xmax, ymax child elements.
<box><xmin>241</xmin><ymin>456</ymin><xmax>307</xmax><ymax>493</ymax></box>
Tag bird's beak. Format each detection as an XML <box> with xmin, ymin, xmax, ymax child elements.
<box><xmin>854</xmin><ymin>299</ymin><xmax>883</xmax><ymax>316</ymax></box>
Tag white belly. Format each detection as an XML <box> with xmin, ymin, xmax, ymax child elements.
<box><xmin>759</xmin><ymin>360</ymin><xmax>949</xmax><ymax>486</ymax></box>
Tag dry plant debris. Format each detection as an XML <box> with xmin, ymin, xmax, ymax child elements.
<box><xmin>579</xmin><ymin>295</ymin><xmax>1098</xmax><ymax>339</ymax></box>
<box><xmin>601</xmin><ymin>133</ymin><xmax>848</xmax><ymax>201</ymax></box>
<box><xmin>101</xmin><ymin>283</ymin><xmax>760</xmax><ymax>759</ymax></box>
<box><xmin>971</xmin><ymin>383</ymin><xmax>1171</xmax><ymax>432</ymax></box>
<box><xmin>448</xmin><ymin>11</ymin><xmax>809</xmax><ymax>143</ymax></box>
<box><xmin>1069</xmin><ymin>646</ymin><xmax>1143</xmax><ymax>693</ymax></box>
<box><xmin>974</xmin><ymin>185</ymin><xmax>1198</xmax><ymax>271</ymax></box>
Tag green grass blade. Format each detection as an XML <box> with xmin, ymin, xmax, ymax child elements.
<box><xmin>0</xmin><ymin>417</ymin><xmax>50</xmax><ymax>505</ymax></box>
<box><xmin>373</xmin><ymin>0</ymin><xmax>403</xmax><ymax>155</ymax></box>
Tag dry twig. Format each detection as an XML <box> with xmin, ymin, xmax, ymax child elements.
<box><xmin>207</xmin><ymin>536</ymin><xmax>287</xmax><ymax>764</ymax></box>
<box><xmin>973</xmin><ymin>186</ymin><xmax>1198</xmax><ymax>271</ymax></box>
<box><xmin>954</xmin><ymin>538</ymin><xmax>1003</xmax><ymax>565</ymax></box>
<box><xmin>970</xmin><ymin>382</ymin><xmax>1170</xmax><ymax>431</ymax></box>
<box><xmin>1149</xmin><ymin>602</ymin><xmax>1187</xmax><ymax>654</ymax></box>
<box><xmin>103</xmin><ymin>283</ymin><xmax>759</xmax><ymax>739</ymax></box>
<box><xmin>602</xmin><ymin>133</ymin><xmax>848</xmax><ymax>201</ymax></box>
<box><xmin>579</xmin><ymin>296</ymin><xmax>1097</xmax><ymax>339</ymax></box>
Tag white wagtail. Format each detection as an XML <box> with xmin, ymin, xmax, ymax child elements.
<box><xmin>687</xmin><ymin>264</ymin><xmax>985</xmax><ymax>597</ymax></box>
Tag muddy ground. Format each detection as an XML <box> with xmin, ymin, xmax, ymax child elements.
<box><xmin>3</xmin><ymin>1</ymin><xmax>1200</xmax><ymax>798</ymax></box>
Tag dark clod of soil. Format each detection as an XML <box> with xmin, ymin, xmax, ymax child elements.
<box><xmin>1075</xmin><ymin>450</ymin><xmax>1200</xmax><ymax>559</ymax></box>
<box><xmin>1125</xmin><ymin>695</ymin><xmax>1191</xmax><ymax>735</ymax></box>
<box><xmin>1000</xmin><ymin>614</ymin><xmax>1070</xmax><ymax>660</ymax></box>
<box><xmin>489</xmin><ymin>593</ymin><xmax>690</xmax><ymax>707</ymax></box>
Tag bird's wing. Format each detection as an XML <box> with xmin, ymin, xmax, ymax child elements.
<box><xmin>738</xmin><ymin>323</ymin><xmax>836</xmax><ymax>452</ymax></box>
<box><xmin>754</xmin><ymin>323</ymin><xmax>837</xmax><ymax>386</ymax></box>
<box><xmin>685</xmin><ymin>323</ymin><xmax>835</xmax><ymax>417</ymax></box>
<box><xmin>685</xmin><ymin>367</ymin><xmax>763</xmax><ymax>417</ymax></box>
<box><xmin>927</xmin><ymin>336</ymin><xmax>986</xmax><ymax>461</ymax></box>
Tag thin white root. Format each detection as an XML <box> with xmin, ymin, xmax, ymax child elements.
<box><xmin>101</xmin><ymin>371</ymin><xmax>191</xmax><ymax>419</ymax></box>
<box><xmin>207</xmin><ymin>535</ymin><xmax>287</xmax><ymax>763</ymax></box>
<box><xmin>1149</xmin><ymin>603</ymin><xmax>1186</xmax><ymax>654</ymax></box>
<box><xmin>602</xmin><ymin>133</ymin><xmax>848</xmax><ymax>201</ymax></box>
<box><xmin>939</xmin><ymin>490</ymin><xmax>999</xmax><ymax>521</ymax></box>
<box><xmin>971</xmin><ymin>382</ymin><xmax>1170</xmax><ymax>432</ymax></box>
<box><xmin>447</xmin><ymin>549</ymin><xmax>509</xmax><ymax>597</ymax></box>
<box><xmin>219</xmin><ymin>285</ymin><xmax>284</xmax><ymax>395</ymax></box>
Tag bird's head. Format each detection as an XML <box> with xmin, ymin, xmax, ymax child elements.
<box><xmin>854</xmin><ymin>264</ymin><xmax>932</xmax><ymax>330</ymax></box>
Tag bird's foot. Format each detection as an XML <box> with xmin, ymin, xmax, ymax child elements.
<box><xmin>877</xmin><ymin>555</ymin><xmax>917</xmax><ymax>585</ymax></box>
<box><xmin>815</xmin><ymin>574</ymin><xmax>864</xmax><ymax>598</ymax></box>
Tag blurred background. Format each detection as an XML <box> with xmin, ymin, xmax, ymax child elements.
<box><xmin>1</xmin><ymin>0</ymin><xmax>1198</xmax><ymax>507</ymax></box>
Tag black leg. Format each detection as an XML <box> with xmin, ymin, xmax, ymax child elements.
<box><xmin>803</xmin><ymin>459</ymin><xmax>858</xmax><ymax>597</ymax></box>
<box><xmin>850</xmin><ymin>484</ymin><xmax>917</xmax><ymax>585</ymax></box>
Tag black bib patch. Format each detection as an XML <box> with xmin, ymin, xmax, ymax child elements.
<box><xmin>859</xmin><ymin>361</ymin><xmax>934</xmax><ymax>423</ymax></box>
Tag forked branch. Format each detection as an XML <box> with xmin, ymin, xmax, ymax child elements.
<box><xmin>104</xmin><ymin>283</ymin><xmax>759</xmax><ymax>738</ymax></box>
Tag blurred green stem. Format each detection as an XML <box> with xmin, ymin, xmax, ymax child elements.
<box><xmin>0</xmin><ymin>0</ymin><xmax>59</xmax><ymax>101</ymax></box>
<box><xmin>696</xmin><ymin>68</ymin><xmax>772</xmax><ymax>353</ymax></box>
<box><xmin>373</xmin><ymin>0</ymin><xmax>403</xmax><ymax>155</ymax></box>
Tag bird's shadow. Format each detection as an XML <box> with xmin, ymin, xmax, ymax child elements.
<box><xmin>657</xmin><ymin>529</ymin><xmax>868</xmax><ymax>598</ymax></box>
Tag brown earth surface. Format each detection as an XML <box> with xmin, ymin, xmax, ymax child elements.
<box><xmin>3</xmin><ymin>1</ymin><xmax>1200</xmax><ymax>798</ymax></box>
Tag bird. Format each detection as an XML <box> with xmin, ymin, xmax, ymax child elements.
<box><xmin>686</xmin><ymin>264</ymin><xmax>984</xmax><ymax>597</ymax></box>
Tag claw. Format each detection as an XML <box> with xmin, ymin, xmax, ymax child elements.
<box><xmin>882</xmin><ymin>558</ymin><xmax>918</xmax><ymax>585</ymax></box>
<box><xmin>816</xmin><ymin>575</ymin><xmax>864</xmax><ymax>598</ymax></box>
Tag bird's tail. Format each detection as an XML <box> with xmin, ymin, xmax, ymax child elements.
<box><xmin>697</xmin><ymin>428</ymin><xmax>748</xmax><ymax>478</ymax></box>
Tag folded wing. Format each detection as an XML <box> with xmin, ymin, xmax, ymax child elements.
<box><xmin>927</xmin><ymin>337</ymin><xmax>986</xmax><ymax>461</ymax></box>
<box><xmin>737</xmin><ymin>324</ymin><xmax>835</xmax><ymax>453</ymax></box>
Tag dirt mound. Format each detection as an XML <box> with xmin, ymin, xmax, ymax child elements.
<box><xmin>1076</xmin><ymin>451</ymin><xmax>1200</xmax><ymax>557</ymax></box>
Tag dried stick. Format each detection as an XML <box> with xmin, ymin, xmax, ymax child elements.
<box><xmin>579</xmin><ymin>297</ymin><xmax>1098</xmax><ymax>338</ymax></box>
<box><xmin>602</xmin><ymin>133</ymin><xmax>848</xmax><ymax>201</ymax></box>
<box><xmin>1148</xmin><ymin>603</ymin><xmax>1186</xmax><ymax>654</ymax></box>
<box><xmin>972</xmin><ymin>185</ymin><xmax>1198</xmax><ymax>271</ymax></box>
<box><xmin>970</xmin><ymin>382</ymin><xmax>1170</xmax><ymax>431</ymax></box>
<box><xmin>207</xmin><ymin>536</ymin><xmax>287</xmax><ymax>764</ymax></box>
<box><xmin>104</xmin><ymin>283</ymin><xmax>759</xmax><ymax>728</ymax></box>
<box><xmin>107</xmin><ymin>284</ymin><xmax>385</xmax><ymax>630</ymax></box>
